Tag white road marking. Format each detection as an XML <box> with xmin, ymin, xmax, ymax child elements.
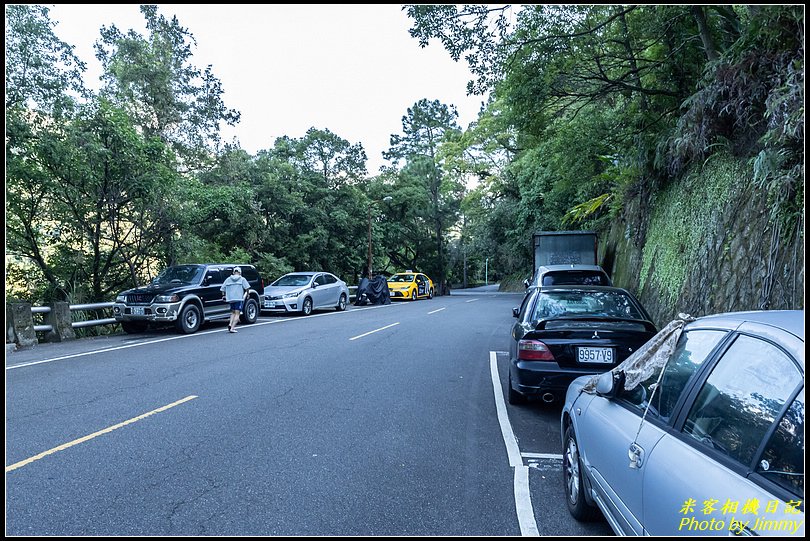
<box><xmin>514</xmin><ymin>466</ymin><xmax>540</xmax><ymax>536</ymax></box>
<box><xmin>6</xmin><ymin>395</ymin><xmax>198</xmax><ymax>472</ymax></box>
<box><xmin>6</xmin><ymin>302</ymin><xmax>402</xmax><ymax>370</ymax></box>
<box><xmin>490</xmin><ymin>351</ymin><xmax>522</xmax><ymax>467</ymax></box>
<box><xmin>427</xmin><ymin>307</ymin><xmax>445</xmax><ymax>314</ymax></box>
<box><xmin>349</xmin><ymin>322</ymin><xmax>400</xmax><ymax>341</ymax></box>
<box><xmin>490</xmin><ymin>351</ymin><xmax>539</xmax><ymax>536</ymax></box>
<box><xmin>521</xmin><ymin>452</ymin><xmax>563</xmax><ymax>460</ymax></box>
<box><xmin>465</xmin><ymin>299</ymin><xmax>479</xmax><ymax>303</ymax></box>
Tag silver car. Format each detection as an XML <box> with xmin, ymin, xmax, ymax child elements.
<box><xmin>561</xmin><ymin>310</ymin><xmax>804</xmax><ymax>536</ymax></box>
<box><xmin>262</xmin><ymin>272</ymin><xmax>349</xmax><ymax>315</ymax></box>
<box><xmin>523</xmin><ymin>264</ymin><xmax>612</xmax><ymax>290</ymax></box>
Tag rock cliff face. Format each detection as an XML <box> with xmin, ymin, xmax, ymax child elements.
<box><xmin>602</xmin><ymin>154</ymin><xmax>804</xmax><ymax>328</ymax></box>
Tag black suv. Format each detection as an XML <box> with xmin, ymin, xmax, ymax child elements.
<box><xmin>113</xmin><ymin>264</ymin><xmax>265</xmax><ymax>334</ymax></box>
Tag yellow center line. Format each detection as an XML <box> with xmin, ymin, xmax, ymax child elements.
<box><xmin>6</xmin><ymin>395</ymin><xmax>198</xmax><ymax>473</ymax></box>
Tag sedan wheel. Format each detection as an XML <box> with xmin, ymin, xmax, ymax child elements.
<box><xmin>301</xmin><ymin>297</ymin><xmax>313</xmax><ymax>316</ymax></box>
<box><xmin>508</xmin><ymin>372</ymin><xmax>527</xmax><ymax>405</ymax></box>
<box><xmin>410</xmin><ymin>289</ymin><xmax>417</xmax><ymax>301</ymax></box>
<box><xmin>336</xmin><ymin>293</ymin><xmax>347</xmax><ymax>311</ymax></box>
<box><xmin>563</xmin><ymin>425</ymin><xmax>601</xmax><ymax>521</ymax></box>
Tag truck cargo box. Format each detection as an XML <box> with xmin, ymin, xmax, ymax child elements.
<box><xmin>533</xmin><ymin>231</ymin><xmax>598</xmax><ymax>267</ymax></box>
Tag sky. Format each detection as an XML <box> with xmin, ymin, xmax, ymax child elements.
<box><xmin>45</xmin><ymin>4</ymin><xmax>489</xmax><ymax>173</ymax></box>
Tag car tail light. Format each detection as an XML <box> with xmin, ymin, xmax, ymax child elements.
<box><xmin>518</xmin><ymin>339</ymin><xmax>555</xmax><ymax>361</ymax></box>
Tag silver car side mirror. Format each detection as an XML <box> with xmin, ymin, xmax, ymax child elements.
<box><xmin>596</xmin><ymin>371</ymin><xmax>615</xmax><ymax>395</ymax></box>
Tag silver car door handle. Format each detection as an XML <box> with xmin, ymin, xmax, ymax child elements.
<box><xmin>628</xmin><ymin>442</ymin><xmax>645</xmax><ymax>469</ymax></box>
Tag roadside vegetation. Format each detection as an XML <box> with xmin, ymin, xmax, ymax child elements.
<box><xmin>6</xmin><ymin>5</ymin><xmax>803</xmax><ymax>312</ymax></box>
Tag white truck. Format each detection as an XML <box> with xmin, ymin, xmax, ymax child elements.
<box><xmin>532</xmin><ymin>230</ymin><xmax>598</xmax><ymax>267</ymax></box>
<box><xmin>522</xmin><ymin>231</ymin><xmax>610</xmax><ymax>291</ymax></box>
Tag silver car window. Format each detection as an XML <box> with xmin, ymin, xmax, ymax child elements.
<box><xmin>542</xmin><ymin>271</ymin><xmax>608</xmax><ymax>286</ymax></box>
<box><xmin>682</xmin><ymin>334</ymin><xmax>801</xmax><ymax>467</ymax></box>
<box><xmin>274</xmin><ymin>274</ymin><xmax>312</xmax><ymax>287</ymax></box>
<box><xmin>620</xmin><ymin>330</ymin><xmax>726</xmax><ymax>421</ymax></box>
<box><xmin>756</xmin><ymin>388</ymin><xmax>804</xmax><ymax>497</ymax></box>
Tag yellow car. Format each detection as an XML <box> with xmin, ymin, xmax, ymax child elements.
<box><xmin>387</xmin><ymin>272</ymin><xmax>434</xmax><ymax>301</ymax></box>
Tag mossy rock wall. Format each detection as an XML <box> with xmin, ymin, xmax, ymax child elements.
<box><xmin>603</xmin><ymin>153</ymin><xmax>804</xmax><ymax>328</ymax></box>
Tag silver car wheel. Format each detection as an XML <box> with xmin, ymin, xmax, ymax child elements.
<box><xmin>302</xmin><ymin>297</ymin><xmax>313</xmax><ymax>316</ymax></box>
<box><xmin>563</xmin><ymin>425</ymin><xmax>600</xmax><ymax>521</ymax></box>
<box><xmin>565</xmin><ymin>431</ymin><xmax>581</xmax><ymax>504</ymax></box>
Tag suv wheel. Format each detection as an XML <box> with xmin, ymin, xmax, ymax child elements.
<box><xmin>301</xmin><ymin>297</ymin><xmax>313</xmax><ymax>316</ymax></box>
<box><xmin>336</xmin><ymin>293</ymin><xmax>347</xmax><ymax>311</ymax></box>
<box><xmin>176</xmin><ymin>303</ymin><xmax>201</xmax><ymax>334</ymax></box>
<box><xmin>563</xmin><ymin>425</ymin><xmax>601</xmax><ymax>521</ymax></box>
<box><xmin>240</xmin><ymin>297</ymin><xmax>259</xmax><ymax>324</ymax></box>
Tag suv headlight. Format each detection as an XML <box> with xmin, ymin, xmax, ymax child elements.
<box><xmin>282</xmin><ymin>292</ymin><xmax>300</xmax><ymax>299</ymax></box>
<box><xmin>116</xmin><ymin>294</ymin><xmax>127</xmax><ymax>303</ymax></box>
<box><xmin>154</xmin><ymin>294</ymin><xmax>179</xmax><ymax>303</ymax></box>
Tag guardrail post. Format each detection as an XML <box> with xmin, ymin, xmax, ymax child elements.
<box><xmin>8</xmin><ymin>302</ymin><xmax>38</xmax><ymax>348</ymax></box>
<box><xmin>45</xmin><ymin>301</ymin><xmax>75</xmax><ymax>342</ymax></box>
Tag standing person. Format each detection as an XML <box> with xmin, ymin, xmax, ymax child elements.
<box><xmin>221</xmin><ymin>266</ymin><xmax>250</xmax><ymax>333</ymax></box>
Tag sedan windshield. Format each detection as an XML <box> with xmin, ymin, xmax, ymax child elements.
<box><xmin>273</xmin><ymin>274</ymin><xmax>313</xmax><ymax>287</ymax></box>
<box><xmin>152</xmin><ymin>265</ymin><xmax>205</xmax><ymax>285</ymax></box>
<box><xmin>533</xmin><ymin>290</ymin><xmax>644</xmax><ymax>320</ymax></box>
<box><xmin>389</xmin><ymin>274</ymin><xmax>415</xmax><ymax>283</ymax></box>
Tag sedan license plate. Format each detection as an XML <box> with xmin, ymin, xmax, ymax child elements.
<box><xmin>578</xmin><ymin>346</ymin><xmax>613</xmax><ymax>363</ymax></box>
<box><xmin>264</xmin><ymin>301</ymin><xmax>276</xmax><ymax>308</ymax></box>
<box><xmin>132</xmin><ymin>306</ymin><xmax>145</xmax><ymax>316</ymax></box>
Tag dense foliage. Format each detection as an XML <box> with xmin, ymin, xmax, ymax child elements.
<box><xmin>408</xmin><ymin>5</ymin><xmax>803</xmax><ymax>283</ymax></box>
<box><xmin>5</xmin><ymin>5</ymin><xmax>804</xmax><ymax>311</ymax></box>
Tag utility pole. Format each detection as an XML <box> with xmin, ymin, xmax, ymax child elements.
<box><xmin>485</xmin><ymin>258</ymin><xmax>489</xmax><ymax>286</ymax></box>
<box><xmin>367</xmin><ymin>196</ymin><xmax>393</xmax><ymax>278</ymax></box>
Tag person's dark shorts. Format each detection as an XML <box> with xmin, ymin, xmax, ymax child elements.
<box><xmin>229</xmin><ymin>301</ymin><xmax>243</xmax><ymax>312</ymax></box>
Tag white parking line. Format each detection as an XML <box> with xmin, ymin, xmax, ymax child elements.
<box><xmin>427</xmin><ymin>307</ymin><xmax>445</xmax><ymax>314</ymax></box>
<box><xmin>522</xmin><ymin>452</ymin><xmax>563</xmax><ymax>460</ymax></box>
<box><xmin>489</xmin><ymin>351</ymin><xmax>539</xmax><ymax>536</ymax></box>
<box><xmin>514</xmin><ymin>466</ymin><xmax>539</xmax><ymax>536</ymax></box>
<box><xmin>465</xmin><ymin>299</ymin><xmax>479</xmax><ymax>303</ymax></box>
<box><xmin>349</xmin><ymin>322</ymin><xmax>399</xmax><ymax>341</ymax></box>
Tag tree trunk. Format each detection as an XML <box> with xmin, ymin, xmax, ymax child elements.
<box><xmin>691</xmin><ymin>6</ymin><xmax>719</xmax><ymax>62</ymax></box>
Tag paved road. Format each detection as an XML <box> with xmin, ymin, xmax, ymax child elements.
<box><xmin>6</xmin><ymin>290</ymin><xmax>613</xmax><ymax>536</ymax></box>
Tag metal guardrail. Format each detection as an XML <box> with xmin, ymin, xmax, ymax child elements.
<box><xmin>32</xmin><ymin>302</ymin><xmax>116</xmax><ymax>333</ymax></box>
<box><xmin>30</xmin><ymin>288</ymin><xmax>360</xmax><ymax>332</ymax></box>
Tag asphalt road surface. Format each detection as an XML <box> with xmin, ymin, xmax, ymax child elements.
<box><xmin>6</xmin><ymin>288</ymin><xmax>613</xmax><ymax>536</ymax></box>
